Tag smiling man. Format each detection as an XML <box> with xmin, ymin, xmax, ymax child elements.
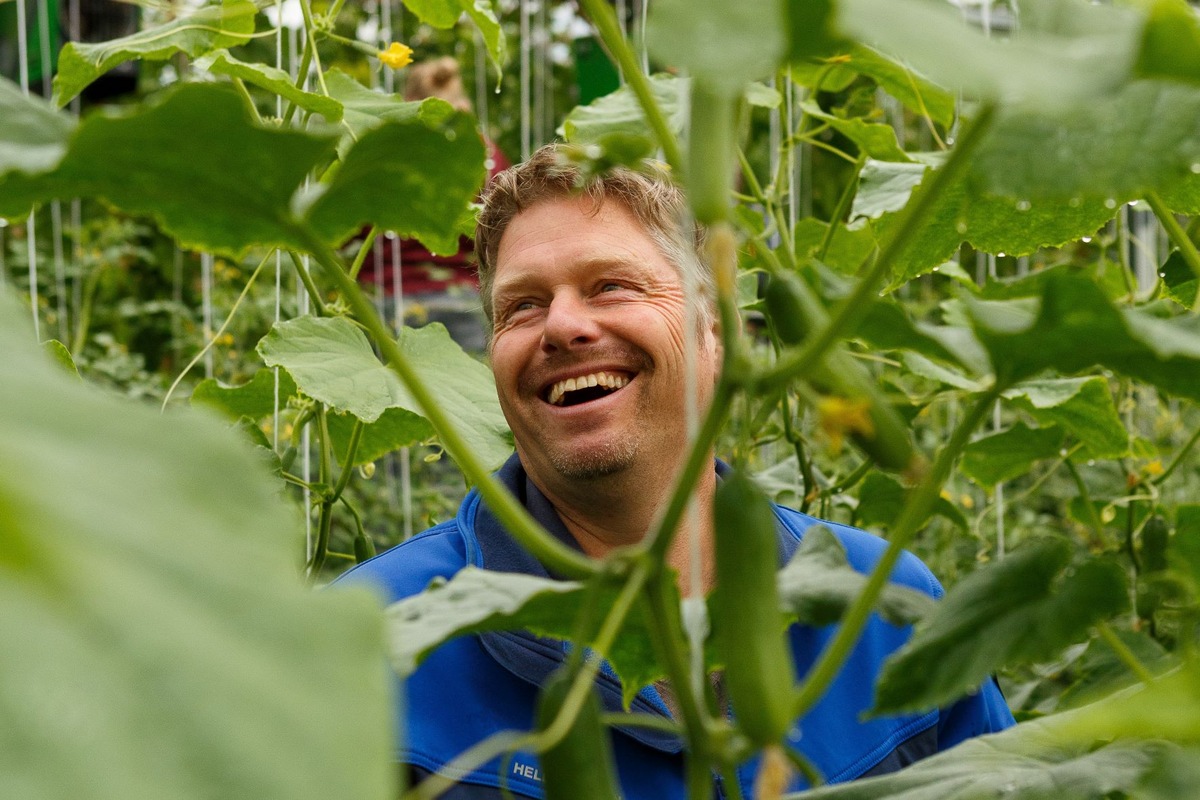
<box><xmin>338</xmin><ymin>144</ymin><xmax>1013</xmax><ymax>798</ymax></box>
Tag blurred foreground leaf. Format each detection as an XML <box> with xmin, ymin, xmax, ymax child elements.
<box><xmin>0</xmin><ymin>287</ymin><xmax>392</xmax><ymax>798</ymax></box>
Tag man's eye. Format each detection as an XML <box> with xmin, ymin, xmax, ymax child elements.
<box><xmin>600</xmin><ymin>283</ymin><xmax>623</xmax><ymax>293</ymax></box>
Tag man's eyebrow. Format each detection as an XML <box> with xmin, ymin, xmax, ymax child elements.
<box><xmin>494</xmin><ymin>256</ymin><xmax>646</xmax><ymax>293</ymax></box>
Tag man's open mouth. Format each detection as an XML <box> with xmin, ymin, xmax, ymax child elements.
<box><xmin>545</xmin><ymin>371</ymin><xmax>631</xmax><ymax>407</ymax></box>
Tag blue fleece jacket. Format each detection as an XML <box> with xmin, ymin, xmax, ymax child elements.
<box><xmin>337</xmin><ymin>456</ymin><xmax>1014</xmax><ymax>798</ymax></box>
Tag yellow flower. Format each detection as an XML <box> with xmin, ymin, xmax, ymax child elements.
<box><xmin>1144</xmin><ymin>459</ymin><xmax>1165</xmax><ymax>477</ymax></box>
<box><xmin>379</xmin><ymin>42</ymin><xmax>413</xmax><ymax>70</ymax></box>
<box><xmin>817</xmin><ymin>396</ymin><xmax>874</xmax><ymax>453</ymax></box>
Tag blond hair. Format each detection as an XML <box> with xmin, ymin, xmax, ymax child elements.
<box><xmin>474</xmin><ymin>143</ymin><xmax>712</xmax><ymax>327</ymax></box>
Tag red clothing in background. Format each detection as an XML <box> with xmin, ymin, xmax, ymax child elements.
<box><xmin>359</xmin><ymin>138</ymin><xmax>510</xmax><ymax>296</ymax></box>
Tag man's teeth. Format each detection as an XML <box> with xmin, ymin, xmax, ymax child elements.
<box><xmin>547</xmin><ymin>372</ymin><xmax>629</xmax><ymax>406</ymax></box>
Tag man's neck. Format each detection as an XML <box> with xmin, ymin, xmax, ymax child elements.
<box><xmin>529</xmin><ymin>461</ymin><xmax>718</xmax><ymax>593</ymax></box>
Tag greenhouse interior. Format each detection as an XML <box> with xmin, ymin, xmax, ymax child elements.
<box><xmin>5</xmin><ymin>0</ymin><xmax>1200</xmax><ymax>797</ymax></box>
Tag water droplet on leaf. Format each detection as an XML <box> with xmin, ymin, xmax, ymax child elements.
<box><xmin>1015</xmin><ymin>199</ymin><xmax>1031</xmax><ymax>212</ymax></box>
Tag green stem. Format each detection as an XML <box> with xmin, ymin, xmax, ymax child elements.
<box><xmin>825</xmin><ymin>458</ymin><xmax>874</xmax><ymax>497</ymax></box>
<box><xmin>287</xmin><ymin>249</ymin><xmax>329</xmax><ymax>315</ymax></box>
<box><xmin>643</xmin><ymin>222</ymin><xmax>744</xmax><ymax>564</ymax></box>
<box><xmin>791</xmin><ymin>388</ymin><xmax>1001</xmax><ymax>721</ymax></box>
<box><xmin>162</xmin><ymin>250</ymin><xmax>273</xmax><ymax>411</ymax></box>
<box><xmin>308</xmin><ymin>405</ymin><xmax>335</xmax><ymax>577</ymax></box>
<box><xmin>760</xmin><ymin>104</ymin><xmax>996</xmax><ymax>391</ymax></box>
<box><xmin>348</xmin><ymin>226</ymin><xmax>379</xmax><ymax>281</ymax></box>
<box><xmin>599</xmin><ymin>712</ymin><xmax>683</xmax><ymax>735</ymax></box>
<box><xmin>330</xmin><ymin>419</ymin><xmax>364</xmax><ymax>502</ymax></box>
<box><xmin>783</xmin><ymin>743</ymin><xmax>824</xmax><ymax>789</ymax></box>
<box><xmin>643</xmin><ymin>572</ymin><xmax>718</xmax><ymax>800</ymax></box>
<box><xmin>70</xmin><ymin>260</ymin><xmax>107</xmax><ymax>354</ymax></box>
<box><xmin>575</xmin><ymin>0</ymin><xmax>683</xmax><ymax>172</ymax></box>
<box><xmin>231</xmin><ymin>77</ymin><xmax>262</xmax><ymax>123</ymax></box>
<box><xmin>293</xmin><ymin>227</ymin><xmax>598</xmax><ymax>579</ymax></box>
<box><xmin>781</xmin><ymin>391</ymin><xmax>818</xmax><ymax>512</ymax></box>
<box><xmin>281</xmin><ymin>36</ymin><xmax>314</xmax><ymax>125</ymax></box>
<box><xmin>816</xmin><ymin>154</ymin><xmax>866</xmax><ymax>263</ymax></box>
<box><xmin>406</xmin><ymin>731</ymin><xmax>533</xmax><ymax>800</ymax></box>
<box><xmin>1065</xmin><ymin>457</ymin><xmax>1106</xmax><ymax>543</ymax></box>
<box><xmin>1146</xmin><ymin>192</ymin><xmax>1200</xmax><ymax>295</ymax></box>
<box><xmin>1095</xmin><ymin>621</ymin><xmax>1155</xmax><ymax>683</ymax></box>
<box><xmin>296</xmin><ymin>0</ymin><xmax>331</xmax><ymax>98</ymax></box>
<box><xmin>1153</xmin><ymin>423</ymin><xmax>1200</xmax><ymax>486</ymax></box>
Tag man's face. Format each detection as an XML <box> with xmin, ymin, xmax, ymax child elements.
<box><xmin>488</xmin><ymin>196</ymin><xmax>719</xmax><ymax>486</ymax></box>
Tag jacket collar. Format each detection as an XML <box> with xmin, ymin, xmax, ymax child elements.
<box><xmin>466</xmin><ymin>454</ymin><xmax>798</xmax><ymax>754</ymax></box>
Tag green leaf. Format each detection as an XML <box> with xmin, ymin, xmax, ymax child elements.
<box><xmin>1138</xmin><ymin>747</ymin><xmax>1200</xmax><ymax>800</ymax></box>
<box><xmin>1135</xmin><ymin>0</ymin><xmax>1200</xmax><ymax>85</ymax></box>
<box><xmin>1057</xmin><ymin>661</ymin><xmax>1200</xmax><ymax>745</ymax></box>
<box><xmin>746</xmin><ymin>81</ymin><xmax>782</xmax><ymax>109</ymax></box>
<box><xmin>838</xmin><ymin>0</ymin><xmax>1144</xmax><ymax>110</ymax></box>
<box><xmin>832</xmin><ymin>45</ymin><xmax>956</xmax><ymax>129</ymax></box>
<box><xmin>460</xmin><ymin>0</ymin><xmax>506</xmax><ymax>71</ymax></box>
<box><xmin>385</xmin><ymin>567</ymin><xmax>663</xmax><ymax>704</ymax></box>
<box><xmin>1005</xmin><ymin>377</ymin><xmax>1129</xmax><ymax>459</ymax></box>
<box><xmin>400</xmin><ymin>0</ymin><xmax>505</xmax><ymax>69</ymax></box>
<box><xmin>196</xmin><ymin>49</ymin><xmax>344</xmax><ymax>123</ymax></box>
<box><xmin>0</xmin><ymin>286</ymin><xmax>392</xmax><ymax>798</ymax></box>
<box><xmin>325</xmin><ymin>69</ymin><xmax>458</xmax><ymax>157</ymax></box>
<box><xmin>776</xmin><ymin>525</ymin><xmax>935</xmax><ymax>627</ymax></box>
<box><xmin>856</xmin><ymin>158</ymin><xmax>1117</xmax><ymax>289</ymax></box>
<box><xmin>793</xmin><ymin>218</ymin><xmax>875</xmax><ymax>275</ymax></box>
<box><xmin>393</xmin><ymin>324</ymin><xmax>511</xmax><ymax>469</ymax></box>
<box><xmin>0</xmin><ymin>76</ymin><xmax>74</xmax><ymax>179</ymax></box>
<box><xmin>964</xmin><ymin>271</ymin><xmax>1200</xmax><ymax>400</ymax></box>
<box><xmin>785</xmin><ymin>0</ymin><xmax>840</xmax><ymax>63</ymax></box>
<box><xmin>191</xmin><ymin>367</ymin><xmax>298</xmax><ymax>421</ymax></box>
<box><xmin>792</xmin><ymin>711</ymin><xmax>1170</xmax><ymax>800</ymax></box>
<box><xmin>971</xmin><ymin>81</ymin><xmax>1200</xmax><ymax>202</ymax></box>
<box><xmin>851</xmin><ymin>299</ymin><xmax>987</xmax><ymax>374</ymax></box>
<box><xmin>258</xmin><ymin>316</ymin><xmax>414</xmax><ymax>423</ymax></box>
<box><xmin>646</xmin><ymin>0</ymin><xmax>786</xmax><ymax>90</ymax></box>
<box><xmin>961</xmin><ymin>422</ymin><xmax>1067</xmax><ymax>489</ymax></box>
<box><xmin>854</xmin><ymin>472</ymin><xmax>967</xmax><ymax>534</ymax></box>
<box><xmin>875</xmin><ymin>538</ymin><xmax>1129</xmax><ymax>714</ymax></box>
<box><xmin>327</xmin><ymin>408</ymin><xmax>433</xmax><ymax>467</ymax></box>
<box><xmin>1161</xmin><ymin>249</ymin><xmax>1200</xmax><ymax>309</ymax></box>
<box><xmin>52</xmin><ymin>0</ymin><xmax>257</xmax><ymax>107</ymax></box>
<box><xmin>304</xmin><ymin>111</ymin><xmax>485</xmax><ymax>256</ymax></box>
<box><xmin>852</xmin><ymin>159</ymin><xmax>925</xmax><ymax>220</ymax></box>
<box><xmin>258</xmin><ymin>318</ymin><xmax>511</xmax><ymax>471</ymax></box>
<box><xmin>42</xmin><ymin>339</ymin><xmax>81</xmax><ymax>380</ymax></box>
<box><xmin>385</xmin><ymin>567</ymin><xmax>583</xmax><ymax>677</ymax></box>
<box><xmin>559</xmin><ymin>74</ymin><xmax>686</xmax><ymax>143</ymax></box>
<box><xmin>0</xmin><ymin>83</ymin><xmax>335</xmax><ymax>252</ymax></box>
<box><xmin>800</xmin><ymin>101</ymin><xmax>910</xmax><ymax>162</ymax></box>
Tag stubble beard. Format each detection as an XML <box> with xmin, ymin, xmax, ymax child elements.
<box><xmin>547</xmin><ymin>430</ymin><xmax>641</xmax><ymax>481</ymax></box>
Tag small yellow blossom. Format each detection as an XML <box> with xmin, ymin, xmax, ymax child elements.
<box><xmin>378</xmin><ymin>42</ymin><xmax>413</xmax><ymax>70</ymax></box>
<box><xmin>817</xmin><ymin>396</ymin><xmax>874</xmax><ymax>453</ymax></box>
<box><xmin>1144</xmin><ymin>459</ymin><xmax>1165</xmax><ymax>477</ymax></box>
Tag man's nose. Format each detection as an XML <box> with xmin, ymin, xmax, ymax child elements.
<box><xmin>541</xmin><ymin>292</ymin><xmax>600</xmax><ymax>351</ymax></box>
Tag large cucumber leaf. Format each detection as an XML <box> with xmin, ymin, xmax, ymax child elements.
<box><xmin>258</xmin><ymin>317</ymin><xmax>511</xmax><ymax>471</ymax></box>
<box><xmin>53</xmin><ymin>0</ymin><xmax>257</xmax><ymax>106</ymax></box>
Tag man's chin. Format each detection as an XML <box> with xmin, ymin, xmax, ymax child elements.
<box><xmin>546</xmin><ymin>442</ymin><xmax>638</xmax><ymax>482</ymax></box>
